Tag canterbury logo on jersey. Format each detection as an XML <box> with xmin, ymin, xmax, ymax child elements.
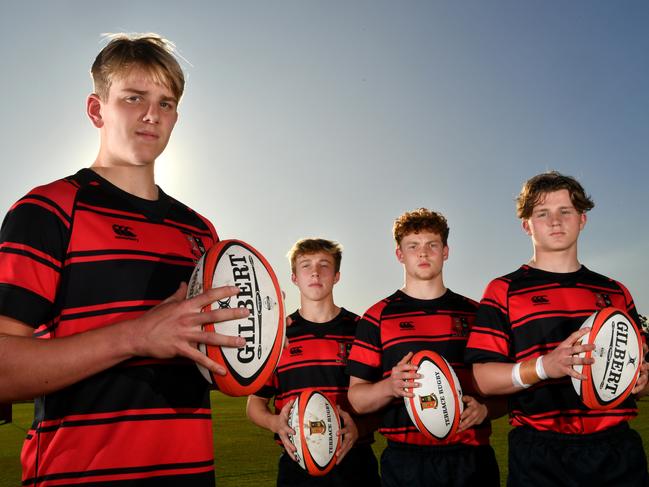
<box><xmin>531</xmin><ymin>295</ymin><xmax>550</xmax><ymax>305</ymax></box>
<box><xmin>399</xmin><ymin>321</ymin><xmax>415</xmax><ymax>330</ymax></box>
<box><xmin>112</xmin><ymin>224</ymin><xmax>138</xmax><ymax>241</ymax></box>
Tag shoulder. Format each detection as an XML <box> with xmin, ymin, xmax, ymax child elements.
<box><xmin>163</xmin><ymin>193</ymin><xmax>218</xmax><ymax>239</ymax></box>
<box><xmin>362</xmin><ymin>291</ymin><xmax>401</xmax><ymax>322</ymax></box>
<box><xmin>10</xmin><ymin>174</ymin><xmax>82</xmax><ymax>220</ymax></box>
<box><xmin>445</xmin><ymin>290</ymin><xmax>479</xmax><ymax>311</ymax></box>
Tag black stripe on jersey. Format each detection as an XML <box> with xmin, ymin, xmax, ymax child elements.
<box><xmin>383</xmin><ymin>333</ymin><xmax>461</xmax><ymax>348</ymax></box>
<box><xmin>39</xmin><ymin>364</ymin><xmax>209</xmax><ymax>420</ymax></box>
<box><xmin>60</xmin><ymin>304</ymin><xmax>154</xmax><ymax>321</ymax></box>
<box><xmin>19</xmin><ymin>194</ymin><xmax>72</xmax><ymax>225</ymax></box>
<box><xmin>0</xmin><ymin>283</ymin><xmax>56</xmax><ymax>328</ymax></box>
<box><xmin>347</xmin><ymin>360</ymin><xmax>382</xmax><ymax>382</ymax></box>
<box><xmin>23</xmin><ymin>460</ymin><xmax>215</xmax><ymax>486</ymax></box>
<box><xmin>68</xmin><ymin>248</ymin><xmax>195</xmax><ymax>265</ymax></box>
<box><xmin>276</xmin><ymin>359</ymin><xmax>344</xmax><ymax>370</ymax></box>
<box><xmin>37</xmin><ymin>412</ymin><xmax>212</xmax><ymax>433</ymax></box>
<box><xmin>0</xmin><ymin>246</ymin><xmax>61</xmax><ymax>271</ymax></box>
<box><xmin>510</xmin><ymin>307</ymin><xmax>593</xmax><ymax>328</ymax></box>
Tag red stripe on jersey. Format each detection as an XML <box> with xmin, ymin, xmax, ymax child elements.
<box><xmin>511</xmin><ymin>407</ymin><xmax>637</xmax><ymax>433</ymax></box>
<box><xmin>0</xmin><ymin>251</ymin><xmax>59</xmax><ymax>303</ymax></box>
<box><xmin>1</xmin><ymin>242</ymin><xmax>63</xmax><ymax>268</ymax></box>
<box><xmin>11</xmin><ymin>198</ymin><xmax>71</xmax><ymax>229</ymax></box>
<box><xmin>23</xmin><ymin>414</ymin><xmax>213</xmax><ymax>484</ymax></box>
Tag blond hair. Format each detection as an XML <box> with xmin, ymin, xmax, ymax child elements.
<box><xmin>287</xmin><ymin>238</ymin><xmax>343</xmax><ymax>273</ymax></box>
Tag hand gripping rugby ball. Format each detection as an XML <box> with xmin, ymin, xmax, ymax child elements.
<box><xmin>186</xmin><ymin>239</ymin><xmax>286</xmax><ymax>396</ymax></box>
<box><xmin>404</xmin><ymin>350</ymin><xmax>464</xmax><ymax>441</ymax></box>
<box><xmin>287</xmin><ymin>389</ymin><xmax>341</xmax><ymax>476</ymax></box>
<box><xmin>572</xmin><ymin>307</ymin><xmax>643</xmax><ymax>410</ymax></box>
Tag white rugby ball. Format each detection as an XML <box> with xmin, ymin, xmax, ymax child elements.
<box><xmin>404</xmin><ymin>350</ymin><xmax>464</xmax><ymax>441</ymax></box>
<box><xmin>186</xmin><ymin>239</ymin><xmax>286</xmax><ymax>396</ymax></box>
<box><xmin>287</xmin><ymin>390</ymin><xmax>340</xmax><ymax>476</ymax></box>
<box><xmin>572</xmin><ymin>307</ymin><xmax>642</xmax><ymax>410</ymax></box>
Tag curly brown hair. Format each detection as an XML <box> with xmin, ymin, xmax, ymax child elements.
<box><xmin>393</xmin><ymin>208</ymin><xmax>449</xmax><ymax>246</ymax></box>
<box><xmin>287</xmin><ymin>238</ymin><xmax>343</xmax><ymax>273</ymax></box>
<box><xmin>516</xmin><ymin>171</ymin><xmax>594</xmax><ymax>219</ymax></box>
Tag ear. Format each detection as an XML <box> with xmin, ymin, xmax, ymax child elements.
<box><xmin>395</xmin><ymin>246</ymin><xmax>404</xmax><ymax>264</ymax></box>
<box><xmin>443</xmin><ymin>245</ymin><xmax>449</xmax><ymax>261</ymax></box>
<box><xmin>333</xmin><ymin>272</ymin><xmax>340</xmax><ymax>285</ymax></box>
<box><xmin>579</xmin><ymin>212</ymin><xmax>587</xmax><ymax>230</ymax></box>
<box><xmin>521</xmin><ymin>219</ymin><xmax>532</xmax><ymax>236</ymax></box>
<box><xmin>87</xmin><ymin>94</ymin><xmax>104</xmax><ymax>128</ymax></box>
<box><xmin>290</xmin><ymin>273</ymin><xmax>298</xmax><ymax>285</ymax></box>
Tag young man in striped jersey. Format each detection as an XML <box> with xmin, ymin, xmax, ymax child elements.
<box><xmin>0</xmin><ymin>34</ymin><xmax>248</xmax><ymax>486</ymax></box>
<box><xmin>465</xmin><ymin>171</ymin><xmax>649</xmax><ymax>486</ymax></box>
<box><xmin>247</xmin><ymin>238</ymin><xmax>380</xmax><ymax>486</ymax></box>
<box><xmin>347</xmin><ymin>209</ymin><xmax>500</xmax><ymax>487</ymax></box>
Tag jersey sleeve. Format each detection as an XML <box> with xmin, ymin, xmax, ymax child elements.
<box><xmin>0</xmin><ymin>181</ymin><xmax>75</xmax><ymax>327</ymax></box>
<box><xmin>464</xmin><ymin>277</ymin><xmax>513</xmax><ymax>364</ymax></box>
<box><xmin>347</xmin><ymin>303</ymin><xmax>384</xmax><ymax>382</ymax></box>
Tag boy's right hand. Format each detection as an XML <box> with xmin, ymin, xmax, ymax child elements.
<box><xmin>388</xmin><ymin>351</ymin><xmax>421</xmax><ymax>398</ymax></box>
<box><xmin>273</xmin><ymin>399</ymin><xmax>298</xmax><ymax>460</ymax></box>
<box><xmin>128</xmin><ymin>282</ymin><xmax>249</xmax><ymax>376</ymax></box>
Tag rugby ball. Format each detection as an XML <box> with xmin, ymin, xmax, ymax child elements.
<box><xmin>287</xmin><ymin>390</ymin><xmax>341</xmax><ymax>476</ymax></box>
<box><xmin>572</xmin><ymin>307</ymin><xmax>642</xmax><ymax>410</ymax></box>
<box><xmin>404</xmin><ymin>350</ymin><xmax>464</xmax><ymax>441</ymax></box>
<box><xmin>186</xmin><ymin>239</ymin><xmax>286</xmax><ymax>396</ymax></box>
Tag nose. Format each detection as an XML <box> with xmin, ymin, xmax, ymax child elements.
<box><xmin>142</xmin><ymin>103</ymin><xmax>160</xmax><ymax>124</ymax></box>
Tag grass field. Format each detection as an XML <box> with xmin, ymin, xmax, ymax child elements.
<box><xmin>2</xmin><ymin>396</ymin><xmax>648</xmax><ymax>486</ymax></box>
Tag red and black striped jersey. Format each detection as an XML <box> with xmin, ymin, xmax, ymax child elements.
<box><xmin>255</xmin><ymin>309</ymin><xmax>374</xmax><ymax>443</ymax></box>
<box><xmin>0</xmin><ymin>169</ymin><xmax>218</xmax><ymax>486</ymax></box>
<box><xmin>347</xmin><ymin>289</ymin><xmax>491</xmax><ymax>447</ymax></box>
<box><xmin>465</xmin><ymin>265</ymin><xmax>642</xmax><ymax>434</ymax></box>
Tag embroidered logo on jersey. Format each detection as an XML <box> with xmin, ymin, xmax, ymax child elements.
<box><xmin>531</xmin><ymin>295</ymin><xmax>550</xmax><ymax>305</ymax></box>
<box><xmin>336</xmin><ymin>341</ymin><xmax>352</xmax><ymax>364</ymax></box>
<box><xmin>184</xmin><ymin>233</ymin><xmax>206</xmax><ymax>263</ymax></box>
<box><xmin>290</xmin><ymin>346</ymin><xmax>303</xmax><ymax>357</ymax></box>
<box><xmin>112</xmin><ymin>224</ymin><xmax>138</xmax><ymax>241</ymax></box>
<box><xmin>399</xmin><ymin>321</ymin><xmax>415</xmax><ymax>330</ymax></box>
<box><xmin>420</xmin><ymin>393</ymin><xmax>438</xmax><ymax>410</ymax></box>
<box><xmin>594</xmin><ymin>292</ymin><xmax>612</xmax><ymax>308</ymax></box>
<box><xmin>451</xmin><ymin>316</ymin><xmax>469</xmax><ymax>337</ymax></box>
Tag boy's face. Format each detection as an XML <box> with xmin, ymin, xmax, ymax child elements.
<box><xmin>396</xmin><ymin>231</ymin><xmax>448</xmax><ymax>282</ymax></box>
<box><xmin>89</xmin><ymin>67</ymin><xmax>178</xmax><ymax>167</ymax></box>
<box><xmin>522</xmin><ymin>189</ymin><xmax>586</xmax><ymax>253</ymax></box>
<box><xmin>291</xmin><ymin>251</ymin><xmax>340</xmax><ymax>302</ymax></box>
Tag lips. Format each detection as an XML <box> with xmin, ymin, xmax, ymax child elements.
<box><xmin>135</xmin><ymin>131</ymin><xmax>159</xmax><ymax>140</ymax></box>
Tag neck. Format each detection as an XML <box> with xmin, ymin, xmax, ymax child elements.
<box><xmin>527</xmin><ymin>248</ymin><xmax>581</xmax><ymax>273</ymax></box>
<box><xmin>402</xmin><ymin>275</ymin><xmax>447</xmax><ymax>300</ymax></box>
<box><xmin>298</xmin><ymin>297</ymin><xmax>340</xmax><ymax>323</ymax></box>
<box><xmin>90</xmin><ymin>164</ymin><xmax>158</xmax><ymax>200</ymax></box>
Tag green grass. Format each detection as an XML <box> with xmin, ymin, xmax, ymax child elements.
<box><xmin>2</xmin><ymin>397</ymin><xmax>648</xmax><ymax>486</ymax></box>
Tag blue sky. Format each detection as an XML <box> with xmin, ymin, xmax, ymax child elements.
<box><xmin>1</xmin><ymin>0</ymin><xmax>648</xmax><ymax>316</ymax></box>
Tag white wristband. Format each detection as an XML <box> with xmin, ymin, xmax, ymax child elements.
<box><xmin>536</xmin><ymin>355</ymin><xmax>548</xmax><ymax>380</ymax></box>
<box><xmin>511</xmin><ymin>362</ymin><xmax>531</xmax><ymax>389</ymax></box>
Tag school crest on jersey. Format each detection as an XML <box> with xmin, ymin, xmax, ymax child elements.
<box><xmin>184</xmin><ymin>233</ymin><xmax>206</xmax><ymax>263</ymax></box>
<box><xmin>594</xmin><ymin>292</ymin><xmax>612</xmax><ymax>309</ymax></box>
<box><xmin>451</xmin><ymin>316</ymin><xmax>469</xmax><ymax>337</ymax></box>
<box><xmin>336</xmin><ymin>341</ymin><xmax>352</xmax><ymax>364</ymax></box>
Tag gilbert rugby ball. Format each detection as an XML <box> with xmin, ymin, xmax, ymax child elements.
<box><xmin>186</xmin><ymin>239</ymin><xmax>285</xmax><ymax>396</ymax></box>
<box><xmin>287</xmin><ymin>390</ymin><xmax>341</xmax><ymax>476</ymax></box>
<box><xmin>572</xmin><ymin>307</ymin><xmax>642</xmax><ymax>410</ymax></box>
<box><xmin>404</xmin><ymin>350</ymin><xmax>464</xmax><ymax>441</ymax></box>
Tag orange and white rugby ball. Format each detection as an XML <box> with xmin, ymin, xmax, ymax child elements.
<box><xmin>404</xmin><ymin>350</ymin><xmax>464</xmax><ymax>441</ymax></box>
<box><xmin>187</xmin><ymin>239</ymin><xmax>285</xmax><ymax>396</ymax></box>
<box><xmin>287</xmin><ymin>389</ymin><xmax>341</xmax><ymax>476</ymax></box>
<box><xmin>572</xmin><ymin>307</ymin><xmax>642</xmax><ymax>410</ymax></box>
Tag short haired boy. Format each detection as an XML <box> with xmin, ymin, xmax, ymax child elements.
<box><xmin>347</xmin><ymin>209</ymin><xmax>500</xmax><ymax>487</ymax></box>
<box><xmin>247</xmin><ymin>238</ymin><xmax>380</xmax><ymax>487</ymax></box>
<box><xmin>465</xmin><ymin>171</ymin><xmax>649</xmax><ymax>486</ymax></box>
<box><xmin>0</xmin><ymin>34</ymin><xmax>248</xmax><ymax>486</ymax></box>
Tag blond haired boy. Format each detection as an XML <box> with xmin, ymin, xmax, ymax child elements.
<box><xmin>247</xmin><ymin>238</ymin><xmax>380</xmax><ymax>486</ymax></box>
<box><xmin>0</xmin><ymin>34</ymin><xmax>247</xmax><ymax>486</ymax></box>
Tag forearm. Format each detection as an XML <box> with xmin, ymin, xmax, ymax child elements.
<box><xmin>348</xmin><ymin>378</ymin><xmax>394</xmax><ymax>414</ymax></box>
<box><xmin>0</xmin><ymin>320</ymin><xmax>135</xmax><ymax>402</ymax></box>
<box><xmin>246</xmin><ymin>395</ymin><xmax>279</xmax><ymax>432</ymax></box>
<box><xmin>472</xmin><ymin>362</ymin><xmax>522</xmax><ymax>396</ymax></box>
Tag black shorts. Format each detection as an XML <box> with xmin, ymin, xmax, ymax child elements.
<box><xmin>277</xmin><ymin>444</ymin><xmax>380</xmax><ymax>487</ymax></box>
<box><xmin>508</xmin><ymin>423</ymin><xmax>649</xmax><ymax>487</ymax></box>
<box><xmin>380</xmin><ymin>441</ymin><xmax>500</xmax><ymax>487</ymax></box>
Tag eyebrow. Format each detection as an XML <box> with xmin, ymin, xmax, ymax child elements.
<box><xmin>119</xmin><ymin>87</ymin><xmax>178</xmax><ymax>103</ymax></box>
